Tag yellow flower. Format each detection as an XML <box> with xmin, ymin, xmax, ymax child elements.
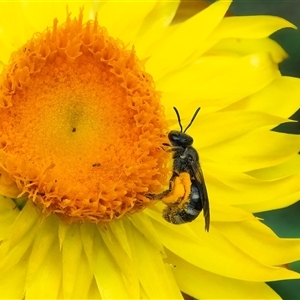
<box><xmin>1</xmin><ymin>1</ymin><xmax>300</xmax><ymax>299</ymax></box>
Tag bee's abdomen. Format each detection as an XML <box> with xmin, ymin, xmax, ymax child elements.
<box><xmin>162</xmin><ymin>184</ymin><xmax>202</xmax><ymax>224</ymax></box>
<box><xmin>189</xmin><ymin>183</ymin><xmax>203</xmax><ymax>211</ymax></box>
<box><xmin>162</xmin><ymin>205</ymin><xmax>200</xmax><ymax>224</ymax></box>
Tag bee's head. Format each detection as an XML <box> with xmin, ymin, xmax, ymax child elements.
<box><xmin>171</xmin><ymin>107</ymin><xmax>200</xmax><ymax>146</ymax></box>
<box><xmin>168</xmin><ymin>130</ymin><xmax>193</xmax><ymax>147</ymax></box>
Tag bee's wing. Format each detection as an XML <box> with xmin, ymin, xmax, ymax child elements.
<box><xmin>189</xmin><ymin>159</ymin><xmax>210</xmax><ymax>232</ymax></box>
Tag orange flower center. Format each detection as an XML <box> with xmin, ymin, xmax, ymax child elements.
<box><xmin>0</xmin><ymin>9</ymin><xmax>169</xmax><ymax>222</ymax></box>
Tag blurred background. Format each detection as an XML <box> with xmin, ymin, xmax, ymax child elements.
<box><xmin>175</xmin><ymin>1</ymin><xmax>300</xmax><ymax>299</ymax></box>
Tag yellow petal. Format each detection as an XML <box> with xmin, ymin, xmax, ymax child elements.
<box><xmin>130</xmin><ymin>211</ymin><xmax>166</xmax><ymax>254</ymax></box>
<box><xmin>239</xmin><ymin>189</ymin><xmax>300</xmax><ymax>213</ymax></box>
<box><xmin>26</xmin><ymin>216</ymin><xmax>58</xmax><ymax>289</ymax></box>
<box><xmin>0</xmin><ymin>253</ymin><xmax>27</xmax><ymax>299</ymax></box>
<box><xmin>0</xmin><ymin>3</ymin><xmax>95</xmax><ymax>64</ymax></box>
<box><xmin>224</xmin><ymin>76</ymin><xmax>300</xmax><ymax>118</ymax></box>
<box><xmin>99</xmin><ymin>222</ymin><xmax>139</xmax><ymax>299</ymax></box>
<box><xmin>0</xmin><ymin>31</ymin><xmax>18</xmax><ymax>66</ymax></box>
<box><xmin>93</xmin><ymin>228</ymin><xmax>131</xmax><ymax>299</ymax></box>
<box><xmin>125</xmin><ymin>217</ymin><xmax>183</xmax><ymax>299</ymax></box>
<box><xmin>167</xmin><ymin>250</ymin><xmax>281</xmax><ymax>299</ymax></box>
<box><xmin>146</xmin><ymin>0</ymin><xmax>232</xmax><ymax>80</ymax></box>
<box><xmin>62</xmin><ymin>224</ymin><xmax>83</xmax><ymax>298</ymax></box>
<box><xmin>70</xmin><ymin>252</ymin><xmax>93</xmax><ymax>299</ymax></box>
<box><xmin>108</xmin><ymin>217</ymin><xmax>133</xmax><ymax>258</ymax></box>
<box><xmin>0</xmin><ymin>3</ymin><xmax>28</xmax><ymax>63</ymax></box>
<box><xmin>25</xmin><ymin>241</ymin><xmax>62</xmax><ymax>299</ymax></box>
<box><xmin>0</xmin><ymin>196</ymin><xmax>19</xmax><ymax>240</ymax></box>
<box><xmin>214</xmin><ymin>220</ymin><xmax>300</xmax><ymax>265</ymax></box>
<box><xmin>201</xmin><ymin>129</ymin><xmax>300</xmax><ymax>171</ymax></box>
<box><xmin>0</xmin><ymin>203</ymin><xmax>39</xmax><ymax>289</ymax></box>
<box><xmin>134</xmin><ymin>1</ymin><xmax>180</xmax><ymax>59</ymax></box>
<box><xmin>212</xmin><ymin>15</ymin><xmax>296</xmax><ymax>40</ymax></box>
<box><xmin>189</xmin><ymin>110</ymin><xmax>289</xmax><ymax>148</ymax></box>
<box><xmin>58</xmin><ymin>221</ymin><xmax>69</xmax><ymax>250</ymax></box>
<box><xmin>97</xmin><ymin>2</ymin><xmax>156</xmax><ymax>44</ymax></box>
<box><xmin>0</xmin><ymin>202</ymin><xmax>38</xmax><ymax>258</ymax></box>
<box><xmin>158</xmin><ymin>52</ymin><xmax>280</xmax><ymax>109</ymax></box>
<box><xmin>249</xmin><ymin>154</ymin><xmax>300</xmax><ymax>179</ymax></box>
<box><xmin>0</xmin><ymin>168</ymin><xmax>20</xmax><ymax>198</ymax></box>
<box><xmin>80</xmin><ymin>222</ymin><xmax>96</xmax><ymax>272</ymax></box>
<box><xmin>211</xmin><ymin>199</ymin><xmax>256</xmax><ymax>222</ymax></box>
<box><xmin>137</xmin><ymin>0</ymin><xmax>179</xmax><ymax>35</ymax></box>
<box><xmin>148</xmin><ymin>214</ymin><xmax>300</xmax><ymax>281</ymax></box>
<box><xmin>88</xmin><ymin>278</ymin><xmax>101</xmax><ymax>299</ymax></box>
<box><xmin>210</xmin><ymin>37</ymin><xmax>287</xmax><ymax>63</ymax></box>
<box><xmin>206</xmin><ymin>162</ymin><xmax>300</xmax><ymax>209</ymax></box>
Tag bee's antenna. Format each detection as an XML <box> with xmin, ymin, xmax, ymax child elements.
<box><xmin>173</xmin><ymin>107</ymin><xmax>183</xmax><ymax>132</ymax></box>
<box><xmin>183</xmin><ymin>107</ymin><xmax>201</xmax><ymax>133</ymax></box>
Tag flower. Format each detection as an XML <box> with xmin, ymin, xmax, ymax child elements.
<box><xmin>1</xmin><ymin>1</ymin><xmax>300</xmax><ymax>299</ymax></box>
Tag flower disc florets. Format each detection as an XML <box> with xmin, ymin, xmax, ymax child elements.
<box><xmin>0</xmin><ymin>9</ymin><xmax>169</xmax><ymax>222</ymax></box>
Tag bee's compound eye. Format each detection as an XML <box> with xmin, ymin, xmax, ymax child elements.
<box><xmin>170</xmin><ymin>135</ymin><xmax>180</xmax><ymax>142</ymax></box>
<box><xmin>168</xmin><ymin>131</ymin><xmax>179</xmax><ymax>140</ymax></box>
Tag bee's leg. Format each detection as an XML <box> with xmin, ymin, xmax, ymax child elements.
<box><xmin>146</xmin><ymin>172</ymin><xmax>177</xmax><ymax>200</ymax></box>
<box><xmin>147</xmin><ymin>171</ymin><xmax>192</xmax><ymax>204</ymax></box>
<box><xmin>146</xmin><ymin>190</ymin><xmax>170</xmax><ymax>200</ymax></box>
<box><xmin>168</xmin><ymin>172</ymin><xmax>177</xmax><ymax>190</ymax></box>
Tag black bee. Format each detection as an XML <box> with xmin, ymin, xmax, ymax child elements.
<box><xmin>149</xmin><ymin>107</ymin><xmax>210</xmax><ymax>231</ymax></box>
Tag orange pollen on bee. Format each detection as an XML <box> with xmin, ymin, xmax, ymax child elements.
<box><xmin>161</xmin><ymin>172</ymin><xmax>191</xmax><ymax>206</ymax></box>
<box><xmin>0</xmin><ymin>8</ymin><xmax>170</xmax><ymax>222</ymax></box>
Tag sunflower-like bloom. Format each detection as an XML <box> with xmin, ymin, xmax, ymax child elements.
<box><xmin>1</xmin><ymin>1</ymin><xmax>300</xmax><ymax>299</ymax></box>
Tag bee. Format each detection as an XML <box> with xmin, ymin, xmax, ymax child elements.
<box><xmin>149</xmin><ymin>107</ymin><xmax>210</xmax><ymax>231</ymax></box>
